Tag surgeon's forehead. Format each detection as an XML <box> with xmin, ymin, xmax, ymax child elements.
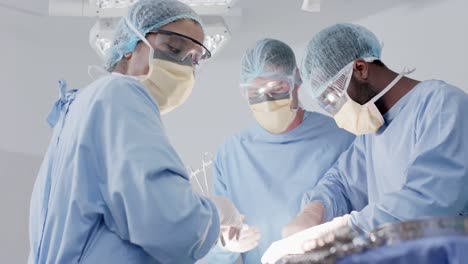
<box><xmin>161</xmin><ymin>19</ymin><xmax>204</xmax><ymax>44</ymax></box>
<box><xmin>251</xmin><ymin>77</ymin><xmax>271</xmax><ymax>85</ymax></box>
<box><xmin>250</xmin><ymin>76</ymin><xmax>287</xmax><ymax>85</ymax></box>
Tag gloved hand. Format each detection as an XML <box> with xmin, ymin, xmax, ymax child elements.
<box><xmin>219</xmin><ymin>223</ymin><xmax>261</xmax><ymax>253</ymax></box>
<box><xmin>261</xmin><ymin>214</ymin><xmax>351</xmax><ymax>264</ymax></box>
<box><xmin>210</xmin><ymin>196</ymin><xmax>243</xmax><ymax>229</ymax></box>
<box><xmin>301</xmin><ymin>214</ymin><xmax>350</xmax><ymax>251</ymax></box>
<box><xmin>282</xmin><ymin>201</ymin><xmax>325</xmax><ymax>238</ymax></box>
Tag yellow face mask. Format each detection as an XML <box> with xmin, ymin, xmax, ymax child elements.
<box><xmin>332</xmin><ymin>66</ymin><xmax>413</xmax><ymax>135</ymax></box>
<box><xmin>249</xmin><ymin>99</ymin><xmax>296</xmax><ymax>134</ymax></box>
<box><xmin>125</xmin><ymin>18</ymin><xmax>196</xmax><ymax>115</ymax></box>
<box><xmin>333</xmin><ymin>99</ymin><xmax>384</xmax><ymax>135</ymax></box>
<box><xmin>139</xmin><ymin>59</ymin><xmax>195</xmax><ymax>115</ymax></box>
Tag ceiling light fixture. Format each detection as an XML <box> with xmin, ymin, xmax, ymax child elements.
<box><xmin>49</xmin><ymin>0</ymin><xmax>238</xmax><ymax>17</ymax></box>
<box><xmin>301</xmin><ymin>0</ymin><xmax>321</xmax><ymax>12</ymax></box>
<box><xmin>89</xmin><ymin>16</ymin><xmax>230</xmax><ymax>60</ymax></box>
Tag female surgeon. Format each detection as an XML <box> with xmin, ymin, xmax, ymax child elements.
<box><xmin>28</xmin><ymin>0</ymin><xmax>243</xmax><ymax>263</ymax></box>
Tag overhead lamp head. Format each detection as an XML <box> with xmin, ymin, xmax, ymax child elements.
<box><xmin>49</xmin><ymin>0</ymin><xmax>238</xmax><ymax>17</ymax></box>
<box><xmin>302</xmin><ymin>0</ymin><xmax>321</xmax><ymax>12</ymax></box>
<box><xmin>89</xmin><ymin>17</ymin><xmax>120</xmax><ymax>59</ymax></box>
<box><xmin>202</xmin><ymin>16</ymin><xmax>231</xmax><ymax>56</ymax></box>
<box><xmin>89</xmin><ymin>16</ymin><xmax>230</xmax><ymax>60</ymax></box>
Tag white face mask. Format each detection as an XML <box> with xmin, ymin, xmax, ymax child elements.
<box><xmin>334</xmin><ymin>67</ymin><xmax>413</xmax><ymax>135</ymax></box>
<box><xmin>126</xmin><ymin>19</ymin><xmax>195</xmax><ymax>115</ymax></box>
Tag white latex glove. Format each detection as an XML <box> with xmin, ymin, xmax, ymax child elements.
<box><xmin>210</xmin><ymin>196</ymin><xmax>243</xmax><ymax>229</ymax></box>
<box><xmin>282</xmin><ymin>201</ymin><xmax>325</xmax><ymax>238</ymax></box>
<box><xmin>220</xmin><ymin>223</ymin><xmax>261</xmax><ymax>253</ymax></box>
<box><xmin>301</xmin><ymin>214</ymin><xmax>351</xmax><ymax>251</ymax></box>
<box><xmin>262</xmin><ymin>215</ymin><xmax>350</xmax><ymax>264</ymax></box>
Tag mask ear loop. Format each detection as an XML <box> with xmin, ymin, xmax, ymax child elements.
<box><xmin>342</xmin><ymin>56</ymin><xmax>380</xmax><ymax>100</ymax></box>
<box><xmin>367</xmin><ymin>66</ymin><xmax>416</xmax><ymax>105</ymax></box>
<box><xmin>296</xmin><ymin>86</ymin><xmax>305</xmax><ymax>110</ymax></box>
<box><xmin>125</xmin><ymin>18</ymin><xmax>152</xmax><ymax>50</ymax></box>
<box><xmin>289</xmin><ymin>67</ymin><xmax>303</xmax><ymax>111</ymax></box>
<box><xmin>125</xmin><ymin>18</ymin><xmax>155</xmax><ymax>77</ymax></box>
<box><xmin>342</xmin><ymin>63</ymin><xmax>356</xmax><ymax>101</ymax></box>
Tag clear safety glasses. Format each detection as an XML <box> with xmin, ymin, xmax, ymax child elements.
<box><xmin>149</xmin><ymin>29</ymin><xmax>212</xmax><ymax>67</ymax></box>
<box><xmin>315</xmin><ymin>57</ymin><xmax>377</xmax><ymax>115</ymax></box>
<box><xmin>125</xmin><ymin>18</ymin><xmax>212</xmax><ymax>69</ymax></box>
<box><xmin>316</xmin><ymin>63</ymin><xmax>353</xmax><ymax>115</ymax></box>
<box><xmin>240</xmin><ymin>76</ymin><xmax>295</xmax><ymax>105</ymax></box>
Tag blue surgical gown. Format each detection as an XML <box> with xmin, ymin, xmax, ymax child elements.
<box><xmin>203</xmin><ymin>112</ymin><xmax>355</xmax><ymax>263</ymax></box>
<box><xmin>28</xmin><ymin>75</ymin><xmax>220</xmax><ymax>264</ymax></box>
<box><xmin>303</xmin><ymin>80</ymin><xmax>468</xmax><ymax>233</ymax></box>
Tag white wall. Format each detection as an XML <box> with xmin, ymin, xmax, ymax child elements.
<box><xmin>354</xmin><ymin>0</ymin><xmax>468</xmax><ymax>90</ymax></box>
<box><xmin>0</xmin><ymin>0</ymin><xmax>467</xmax><ymax>262</ymax></box>
<box><xmin>0</xmin><ymin>5</ymin><xmax>99</xmax><ymax>262</ymax></box>
<box><xmin>0</xmin><ymin>149</ymin><xmax>42</xmax><ymax>263</ymax></box>
<box><xmin>0</xmin><ymin>10</ymin><xmax>98</xmax><ymax>157</ymax></box>
<box><xmin>299</xmin><ymin>0</ymin><xmax>468</xmax><ymax>111</ymax></box>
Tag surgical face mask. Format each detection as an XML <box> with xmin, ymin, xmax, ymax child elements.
<box><xmin>139</xmin><ymin>51</ymin><xmax>195</xmax><ymax>114</ymax></box>
<box><xmin>250</xmin><ymin>99</ymin><xmax>297</xmax><ymax>134</ymax></box>
<box><xmin>333</xmin><ymin>87</ymin><xmax>387</xmax><ymax>136</ymax></box>
<box><xmin>242</xmin><ymin>77</ymin><xmax>298</xmax><ymax>134</ymax></box>
<box><xmin>126</xmin><ymin>19</ymin><xmax>196</xmax><ymax>115</ymax></box>
<box><xmin>322</xmin><ymin>60</ymin><xmax>413</xmax><ymax>135</ymax></box>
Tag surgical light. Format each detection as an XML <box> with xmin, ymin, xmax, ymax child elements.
<box><xmin>89</xmin><ymin>17</ymin><xmax>119</xmax><ymax>59</ymax></box>
<box><xmin>89</xmin><ymin>16</ymin><xmax>230</xmax><ymax>60</ymax></box>
<box><xmin>95</xmin><ymin>0</ymin><xmax>235</xmax><ymax>8</ymax></box>
<box><xmin>302</xmin><ymin>0</ymin><xmax>321</xmax><ymax>12</ymax></box>
<box><xmin>49</xmin><ymin>0</ymin><xmax>238</xmax><ymax>16</ymax></box>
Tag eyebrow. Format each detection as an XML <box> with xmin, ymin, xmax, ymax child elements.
<box><xmin>152</xmin><ymin>29</ymin><xmax>211</xmax><ymax>57</ymax></box>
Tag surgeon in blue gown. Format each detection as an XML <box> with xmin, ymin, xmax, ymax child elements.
<box><xmin>28</xmin><ymin>1</ymin><xmax>244</xmax><ymax>263</ymax></box>
<box><xmin>273</xmin><ymin>23</ymin><xmax>468</xmax><ymax>259</ymax></box>
<box><xmin>203</xmin><ymin>39</ymin><xmax>355</xmax><ymax>264</ymax></box>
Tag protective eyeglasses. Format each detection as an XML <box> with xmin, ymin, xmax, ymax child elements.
<box><xmin>149</xmin><ymin>29</ymin><xmax>211</xmax><ymax>67</ymax></box>
<box><xmin>316</xmin><ymin>57</ymin><xmax>377</xmax><ymax>115</ymax></box>
<box><xmin>241</xmin><ymin>77</ymin><xmax>294</xmax><ymax>105</ymax></box>
<box><xmin>316</xmin><ymin>63</ymin><xmax>353</xmax><ymax>115</ymax></box>
<box><xmin>125</xmin><ymin>18</ymin><xmax>212</xmax><ymax>69</ymax></box>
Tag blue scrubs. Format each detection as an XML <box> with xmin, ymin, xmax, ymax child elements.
<box><xmin>28</xmin><ymin>75</ymin><xmax>220</xmax><ymax>264</ymax></box>
<box><xmin>303</xmin><ymin>80</ymin><xmax>468</xmax><ymax>233</ymax></box>
<box><xmin>204</xmin><ymin>112</ymin><xmax>355</xmax><ymax>263</ymax></box>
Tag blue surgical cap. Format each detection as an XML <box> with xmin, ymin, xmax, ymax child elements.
<box><xmin>105</xmin><ymin>0</ymin><xmax>203</xmax><ymax>71</ymax></box>
<box><xmin>301</xmin><ymin>23</ymin><xmax>382</xmax><ymax>97</ymax></box>
<box><xmin>240</xmin><ymin>38</ymin><xmax>297</xmax><ymax>84</ymax></box>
